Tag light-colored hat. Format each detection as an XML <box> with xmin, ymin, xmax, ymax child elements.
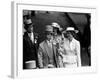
<box><xmin>65</xmin><ymin>27</ymin><xmax>79</xmax><ymax>33</ymax></box>
<box><xmin>25</xmin><ymin>60</ymin><xmax>36</xmax><ymax>69</ymax></box>
<box><xmin>51</xmin><ymin>22</ymin><xmax>63</xmax><ymax>31</ymax></box>
<box><xmin>45</xmin><ymin>25</ymin><xmax>53</xmax><ymax>32</ymax></box>
<box><xmin>51</xmin><ymin>22</ymin><xmax>60</xmax><ymax>29</ymax></box>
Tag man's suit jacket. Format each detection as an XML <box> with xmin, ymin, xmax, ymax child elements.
<box><xmin>38</xmin><ymin>40</ymin><xmax>59</xmax><ymax>68</ymax></box>
<box><xmin>23</xmin><ymin>32</ymin><xmax>38</xmax><ymax>69</ymax></box>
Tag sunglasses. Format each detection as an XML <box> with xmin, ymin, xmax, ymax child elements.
<box><xmin>45</xmin><ymin>32</ymin><xmax>53</xmax><ymax>35</ymax></box>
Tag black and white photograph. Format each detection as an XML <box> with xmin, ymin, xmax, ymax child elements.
<box><xmin>11</xmin><ymin>2</ymin><xmax>96</xmax><ymax>78</ymax></box>
<box><xmin>23</xmin><ymin>10</ymin><xmax>91</xmax><ymax>69</ymax></box>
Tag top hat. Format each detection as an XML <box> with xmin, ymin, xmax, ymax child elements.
<box><xmin>25</xmin><ymin>19</ymin><xmax>33</xmax><ymax>25</ymax></box>
<box><xmin>24</xmin><ymin>19</ymin><xmax>34</xmax><ymax>30</ymax></box>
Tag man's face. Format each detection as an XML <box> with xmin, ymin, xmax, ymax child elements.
<box><xmin>45</xmin><ymin>32</ymin><xmax>53</xmax><ymax>41</ymax></box>
<box><xmin>27</xmin><ymin>24</ymin><xmax>33</xmax><ymax>33</ymax></box>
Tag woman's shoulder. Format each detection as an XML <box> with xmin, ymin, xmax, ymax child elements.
<box><xmin>73</xmin><ymin>38</ymin><xmax>80</xmax><ymax>46</ymax></box>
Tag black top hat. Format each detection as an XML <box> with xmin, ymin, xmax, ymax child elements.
<box><xmin>24</xmin><ymin>19</ymin><xmax>34</xmax><ymax>30</ymax></box>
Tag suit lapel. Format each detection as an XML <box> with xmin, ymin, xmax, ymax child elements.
<box><xmin>43</xmin><ymin>40</ymin><xmax>49</xmax><ymax>57</ymax></box>
<box><xmin>43</xmin><ymin>40</ymin><xmax>57</xmax><ymax>59</ymax></box>
<box><xmin>52</xmin><ymin>45</ymin><xmax>57</xmax><ymax>57</ymax></box>
<box><xmin>42</xmin><ymin>40</ymin><xmax>49</xmax><ymax>66</ymax></box>
<box><xmin>43</xmin><ymin>40</ymin><xmax>58</xmax><ymax>67</ymax></box>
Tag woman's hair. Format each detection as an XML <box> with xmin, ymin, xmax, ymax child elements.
<box><xmin>57</xmin><ymin>30</ymin><xmax>62</xmax><ymax>36</ymax></box>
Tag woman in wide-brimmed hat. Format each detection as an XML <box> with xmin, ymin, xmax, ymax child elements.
<box><xmin>59</xmin><ymin>27</ymin><xmax>81</xmax><ymax>68</ymax></box>
<box><xmin>51</xmin><ymin>22</ymin><xmax>63</xmax><ymax>36</ymax></box>
<box><xmin>51</xmin><ymin>22</ymin><xmax>64</xmax><ymax>45</ymax></box>
<box><xmin>51</xmin><ymin>22</ymin><xmax>65</xmax><ymax>67</ymax></box>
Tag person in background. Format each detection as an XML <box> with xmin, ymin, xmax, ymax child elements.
<box><xmin>51</xmin><ymin>22</ymin><xmax>64</xmax><ymax>67</ymax></box>
<box><xmin>23</xmin><ymin>18</ymin><xmax>38</xmax><ymax>69</ymax></box>
<box><xmin>61</xmin><ymin>27</ymin><xmax>81</xmax><ymax>68</ymax></box>
<box><xmin>51</xmin><ymin>22</ymin><xmax>63</xmax><ymax>38</ymax></box>
<box><xmin>38</xmin><ymin>25</ymin><xmax>59</xmax><ymax>68</ymax></box>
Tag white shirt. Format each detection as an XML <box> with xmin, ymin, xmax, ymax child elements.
<box><xmin>28</xmin><ymin>32</ymin><xmax>34</xmax><ymax>43</ymax></box>
<box><xmin>62</xmin><ymin>38</ymin><xmax>81</xmax><ymax>66</ymax></box>
<box><xmin>46</xmin><ymin>40</ymin><xmax>52</xmax><ymax>49</ymax></box>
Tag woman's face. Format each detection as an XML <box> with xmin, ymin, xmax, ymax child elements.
<box><xmin>64</xmin><ymin>31</ymin><xmax>73</xmax><ymax>41</ymax></box>
<box><xmin>53</xmin><ymin>28</ymin><xmax>59</xmax><ymax>36</ymax></box>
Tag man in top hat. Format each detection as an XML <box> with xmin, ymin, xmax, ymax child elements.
<box><xmin>60</xmin><ymin>27</ymin><xmax>81</xmax><ymax>68</ymax></box>
<box><xmin>23</xmin><ymin>18</ymin><xmax>38</xmax><ymax>69</ymax></box>
<box><xmin>38</xmin><ymin>25</ymin><xmax>59</xmax><ymax>68</ymax></box>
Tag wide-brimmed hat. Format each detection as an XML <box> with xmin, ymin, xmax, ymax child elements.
<box><xmin>45</xmin><ymin>25</ymin><xmax>53</xmax><ymax>32</ymax></box>
<box><xmin>51</xmin><ymin>22</ymin><xmax>60</xmax><ymax>28</ymax></box>
<box><xmin>63</xmin><ymin>27</ymin><xmax>79</xmax><ymax>33</ymax></box>
<box><xmin>51</xmin><ymin>22</ymin><xmax>62</xmax><ymax>31</ymax></box>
